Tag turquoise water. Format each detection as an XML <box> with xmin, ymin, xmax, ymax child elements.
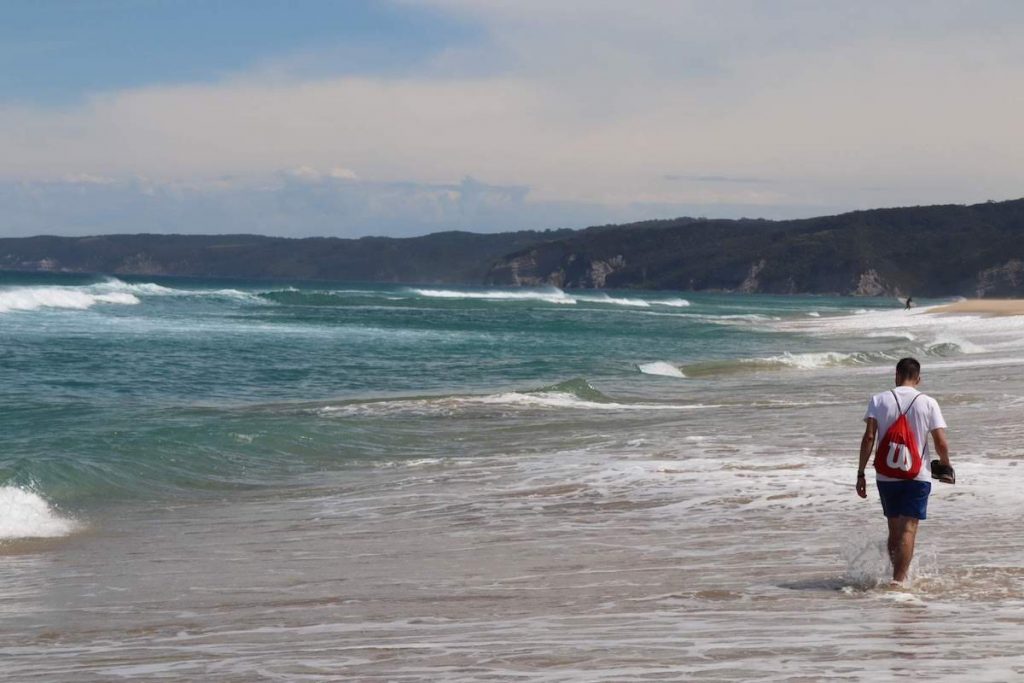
<box><xmin>10</xmin><ymin>270</ymin><xmax>1024</xmax><ymax>680</ymax></box>
<box><xmin>0</xmin><ymin>270</ymin><xmax>900</xmax><ymax>510</ymax></box>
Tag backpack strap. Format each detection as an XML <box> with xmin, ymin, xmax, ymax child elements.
<box><xmin>903</xmin><ymin>392</ymin><xmax>923</xmax><ymax>415</ymax></box>
<box><xmin>890</xmin><ymin>389</ymin><xmax>923</xmax><ymax>416</ymax></box>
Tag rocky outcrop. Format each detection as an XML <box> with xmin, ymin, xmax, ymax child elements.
<box><xmin>737</xmin><ymin>259</ymin><xmax>767</xmax><ymax>293</ymax></box>
<box><xmin>490</xmin><ymin>251</ymin><xmax>542</xmax><ymax>286</ymax></box>
<box><xmin>975</xmin><ymin>260</ymin><xmax>1024</xmax><ymax>297</ymax></box>
<box><xmin>852</xmin><ymin>269</ymin><xmax>895</xmax><ymax>297</ymax></box>
<box><xmin>487</xmin><ymin>244</ymin><xmax>572</xmax><ymax>287</ymax></box>
<box><xmin>585</xmin><ymin>255</ymin><xmax>625</xmax><ymax>288</ymax></box>
<box><xmin>487</xmin><ymin>246</ymin><xmax>626</xmax><ymax>288</ymax></box>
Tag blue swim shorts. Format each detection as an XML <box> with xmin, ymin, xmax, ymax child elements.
<box><xmin>876</xmin><ymin>480</ymin><xmax>932</xmax><ymax>520</ymax></box>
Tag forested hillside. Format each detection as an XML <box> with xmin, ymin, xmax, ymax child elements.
<box><xmin>486</xmin><ymin>199</ymin><xmax>1024</xmax><ymax>297</ymax></box>
<box><xmin>3</xmin><ymin>198</ymin><xmax>1024</xmax><ymax>296</ymax></box>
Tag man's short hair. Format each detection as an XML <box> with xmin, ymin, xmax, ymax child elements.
<box><xmin>896</xmin><ymin>357</ymin><xmax>921</xmax><ymax>380</ymax></box>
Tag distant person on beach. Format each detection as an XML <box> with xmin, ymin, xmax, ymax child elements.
<box><xmin>856</xmin><ymin>358</ymin><xmax>953</xmax><ymax>585</ymax></box>
<box><xmin>904</xmin><ymin>296</ymin><xmax>913</xmax><ymax>310</ymax></box>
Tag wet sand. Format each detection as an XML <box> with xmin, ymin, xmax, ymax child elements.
<box><xmin>5</xmin><ymin>360</ymin><xmax>1024</xmax><ymax>680</ymax></box>
<box><xmin>929</xmin><ymin>299</ymin><xmax>1024</xmax><ymax>316</ymax></box>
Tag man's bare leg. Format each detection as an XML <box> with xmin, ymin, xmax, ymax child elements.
<box><xmin>886</xmin><ymin>516</ymin><xmax>919</xmax><ymax>583</ymax></box>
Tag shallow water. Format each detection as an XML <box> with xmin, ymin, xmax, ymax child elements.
<box><xmin>3</xmin><ymin>273</ymin><xmax>1024</xmax><ymax>680</ymax></box>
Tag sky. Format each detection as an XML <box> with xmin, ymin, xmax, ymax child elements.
<box><xmin>1</xmin><ymin>0</ymin><xmax>1023</xmax><ymax>238</ymax></box>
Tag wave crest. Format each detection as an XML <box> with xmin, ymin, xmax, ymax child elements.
<box><xmin>684</xmin><ymin>350</ymin><xmax>894</xmax><ymax>376</ymax></box>
<box><xmin>0</xmin><ymin>486</ymin><xmax>78</xmax><ymax>540</ymax></box>
<box><xmin>638</xmin><ymin>361</ymin><xmax>686</xmax><ymax>378</ymax></box>
<box><xmin>411</xmin><ymin>287</ymin><xmax>577</xmax><ymax>305</ymax></box>
<box><xmin>408</xmin><ymin>287</ymin><xmax>691</xmax><ymax>309</ymax></box>
<box><xmin>0</xmin><ymin>286</ymin><xmax>140</xmax><ymax>313</ymax></box>
<box><xmin>0</xmin><ymin>277</ymin><xmax>267</xmax><ymax>313</ymax></box>
<box><xmin>318</xmin><ymin>378</ymin><xmax>712</xmax><ymax>417</ymax></box>
<box><xmin>96</xmin><ymin>279</ymin><xmax>263</xmax><ymax>302</ymax></box>
<box><xmin>576</xmin><ymin>293</ymin><xmax>650</xmax><ymax>307</ymax></box>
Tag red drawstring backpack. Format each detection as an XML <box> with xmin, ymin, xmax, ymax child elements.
<box><xmin>874</xmin><ymin>390</ymin><xmax>923</xmax><ymax>479</ymax></box>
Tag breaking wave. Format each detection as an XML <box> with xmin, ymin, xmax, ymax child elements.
<box><xmin>318</xmin><ymin>378</ymin><xmax>713</xmax><ymax>417</ymax></box>
<box><xmin>0</xmin><ymin>278</ymin><xmax>266</xmax><ymax>313</ymax></box>
<box><xmin>0</xmin><ymin>285</ymin><xmax>140</xmax><ymax>313</ymax></box>
<box><xmin>682</xmin><ymin>351</ymin><xmax>885</xmax><ymax>376</ymax></box>
<box><xmin>409</xmin><ymin>287</ymin><xmax>691</xmax><ymax>309</ymax></box>
<box><xmin>0</xmin><ymin>486</ymin><xmax>79</xmax><ymax>540</ymax></box>
<box><xmin>576</xmin><ymin>293</ymin><xmax>650</xmax><ymax>307</ymax></box>
<box><xmin>89</xmin><ymin>279</ymin><xmax>264</xmax><ymax>303</ymax></box>
<box><xmin>259</xmin><ymin>288</ymin><xmax>407</xmax><ymax>307</ymax></box>
<box><xmin>683</xmin><ymin>337</ymin><xmax>991</xmax><ymax>377</ymax></box>
<box><xmin>638</xmin><ymin>361</ymin><xmax>687</xmax><ymax>378</ymax></box>
<box><xmin>925</xmin><ymin>336</ymin><xmax>987</xmax><ymax>355</ymax></box>
<box><xmin>759</xmin><ymin>351</ymin><xmax>882</xmax><ymax>369</ymax></box>
<box><xmin>410</xmin><ymin>287</ymin><xmax>577</xmax><ymax>304</ymax></box>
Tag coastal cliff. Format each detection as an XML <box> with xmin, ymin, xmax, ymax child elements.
<box><xmin>485</xmin><ymin>199</ymin><xmax>1024</xmax><ymax>297</ymax></box>
<box><xmin>3</xmin><ymin>198</ymin><xmax>1024</xmax><ymax>297</ymax></box>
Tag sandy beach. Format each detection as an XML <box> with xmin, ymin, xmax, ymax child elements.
<box><xmin>929</xmin><ymin>299</ymin><xmax>1024</xmax><ymax>316</ymax></box>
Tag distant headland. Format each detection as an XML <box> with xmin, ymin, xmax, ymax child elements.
<box><xmin>3</xmin><ymin>198</ymin><xmax>1024</xmax><ymax>297</ymax></box>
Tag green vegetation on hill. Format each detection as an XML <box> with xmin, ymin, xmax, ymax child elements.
<box><xmin>3</xmin><ymin>198</ymin><xmax>1024</xmax><ymax>296</ymax></box>
<box><xmin>0</xmin><ymin>229</ymin><xmax>574</xmax><ymax>284</ymax></box>
<box><xmin>486</xmin><ymin>199</ymin><xmax>1024</xmax><ymax>297</ymax></box>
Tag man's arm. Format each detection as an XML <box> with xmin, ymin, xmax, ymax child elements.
<box><xmin>932</xmin><ymin>427</ymin><xmax>950</xmax><ymax>466</ymax></box>
<box><xmin>856</xmin><ymin>418</ymin><xmax>877</xmax><ymax>499</ymax></box>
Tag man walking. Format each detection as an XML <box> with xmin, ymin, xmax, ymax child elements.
<box><xmin>856</xmin><ymin>358</ymin><xmax>953</xmax><ymax>585</ymax></box>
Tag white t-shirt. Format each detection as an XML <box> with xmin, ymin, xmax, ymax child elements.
<box><xmin>864</xmin><ymin>386</ymin><xmax>947</xmax><ymax>482</ymax></box>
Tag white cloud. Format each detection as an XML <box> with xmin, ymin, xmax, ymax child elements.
<box><xmin>283</xmin><ymin>165</ymin><xmax>360</xmax><ymax>182</ymax></box>
<box><xmin>60</xmin><ymin>173</ymin><xmax>116</xmax><ymax>185</ymax></box>
<box><xmin>1</xmin><ymin>1</ymin><xmax>1023</xmax><ymax>236</ymax></box>
<box><xmin>0</xmin><ymin>173</ymin><xmax>824</xmax><ymax>238</ymax></box>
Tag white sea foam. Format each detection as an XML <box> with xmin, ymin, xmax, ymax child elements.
<box><xmin>637</xmin><ymin>361</ymin><xmax>686</xmax><ymax>378</ymax></box>
<box><xmin>410</xmin><ymin>287</ymin><xmax>691</xmax><ymax>309</ymax></box>
<box><xmin>471</xmin><ymin>391</ymin><xmax>700</xmax><ymax>410</ymax></box>
<box><xmin>775</xmin><ymin>305</ymin><xmax>1024</xmax><ymax>356</ymax></box>
<box><xmin>0</xmin><ymin>486</ymin><xmax>78</xmax><ymax>540</ymax></box>
<box><xmin>0</xmin><ymin>286</ymin><xmax>141</xmax><ymax>313</ymax></box>
<box><xmin>756</xmin><ymin>351</ymin><xmax>864</xmax><ymax>370</ymax></box>
<box><xmin>576</xmin><ymin>293</ymin><xmax>651</xmax><ymax>307</ymax></box>
<box><xmin>93</xmin><ymin>292</ymin><xmax>141</xmax><ymax>305</ymax></box>
<box><xmin>95</xmin><ymin>279</ymin><xmax>263</xmax><ymax>303</ymax></box>
<box><xmin>704</xmin><ymin>313</ymin><xmax>777</xmax><ymax>323</ymax></box>
<box><xmin>0</xmin><ymin>278</ymin><xmax>265</xmax><ymax>314</ymax></box>
<box><xmin>99</xmin><ymin>281</ymin><xmax>177</xmax><ymax>296</ymax></box>
<box><xmin>373</xmin><ymin>458</ymin><xmax>449</xmax><ymax>469</ymax></box>
<box><xmin>320</xmin><ymin>391</ymin><xmax>714</xmax><ymax>417</ymax></box>
<box><xmin>865</xmin><ymin>331</ymin><xmax>916</xmax><ymax>340</ymax></box>
<box><xmin>410</xmin><ymin>287</ymin><xmax>577</xmax><ymax>305</ymax></box>
<box><xmin>926</xmin><ymin>335</ymin><xmax>987</xmax><ymax>355</ymax></box>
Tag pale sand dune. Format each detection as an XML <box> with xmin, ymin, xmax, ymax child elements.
<box><xmin>930</xmin><ymin>299</ymin><xmax>1024</xmax><ymax>316</ymax></box>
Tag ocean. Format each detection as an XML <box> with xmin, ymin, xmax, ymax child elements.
<box><xmin>2</xmin><ymin>270</ymin><xmax>1024</xmax><ymax>681</ymax></box>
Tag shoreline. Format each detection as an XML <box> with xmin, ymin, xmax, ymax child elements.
<box><xmin>928</xmin><ymin>299</ymin><xmax>1024</xmax><ymax>316</ymax></box>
